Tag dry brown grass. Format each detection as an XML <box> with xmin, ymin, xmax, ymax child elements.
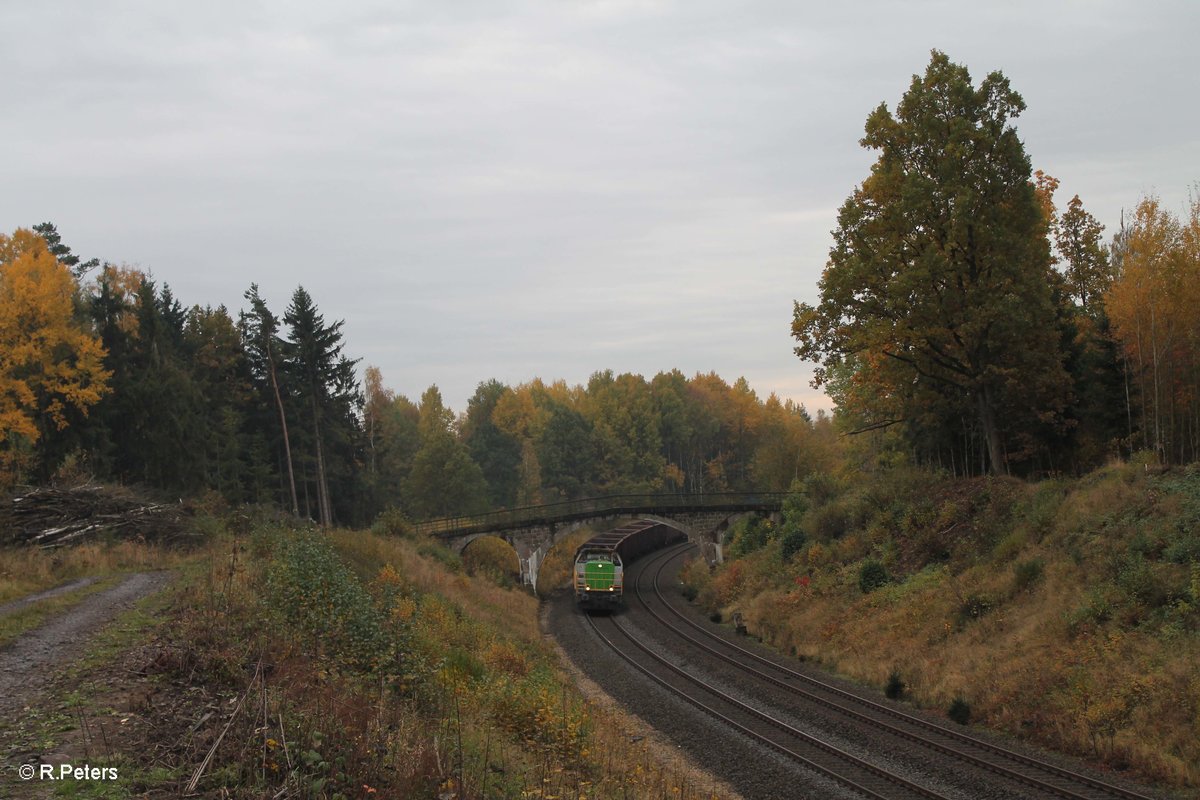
<box><xmin>687</xmin><ymin>464</ymin><xmax>1200</xmax><ymax>790</ymax></box>
<box><xmin>0</xmin><ymin>538</ymin><xmax>189</xmax><ymax>605</ymax></box>
<box><xmin>536</xmin><ymin>526</ymin><xmax>602</xmax><ymax>598</ymax></box>
<box><xmin>332</xmin><ymin>530</ymin><xmax>544</xmax><ymax>644</ymax></box>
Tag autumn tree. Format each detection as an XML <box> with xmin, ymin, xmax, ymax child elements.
<box><xmin>751</xmin><ymin>394</ymin><xmax>817</xmax><ymax>491</ymax></box>
<box><xmin>404</xmin><ymin>385</ymin><xmax>488</xmax><ymax>518</ymax></box>
<box><xmin>1057</xmin><ymin>195</ymin><xmax>1114</xmax><ymax>312</ymax></box>
<box><xmin>1032</xmin><ymin>178</ymin><xmax>1127</xmax><ymax>467</ymax></box>
<box><xmin>361</xmin><ymin>366</ymin><xmax>421</xmax><ymax>516</ymax></box>
<box><xmin>586</xmin><ymin>370</ymin><xmax>664</xmax><ymax>493</ymax></box>
<box><xmin>1105</xmin><ymin>194</ymin><xmax>1200</xmax><ymax>463</ymax></box>
<box><xmin>0</xmin><ymin>229</ymin><xmax>110</xmax><ymax>484</ymax></box>
<box><xmin>793</xmin><ymin>51</ymin><xmax>1070</xmax><ymax>475</ymax></box>
<box><xmin>461</xmin><ymin>379</ymin><xmax>522</xmax><ymax>508</ymax></box>
<box><xmin>492</xmin><ymin>380</ymin><xmax>549</xmax><ymax>505</ymax></box>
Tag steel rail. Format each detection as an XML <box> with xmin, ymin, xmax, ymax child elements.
<box><xmin>638</xmin><ymin>544</ymin><xmax>1156</xmax><ymax>800</ymax></box>
<box><xmin>586</xmin><ymin>609</ymin><xmax>951</xmax><ymax>800</ymax></box>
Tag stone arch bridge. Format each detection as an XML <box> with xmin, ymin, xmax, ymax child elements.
<box><xmin>414</xmin><ymin>493</ymin><xmax>787</xmax><ymax>590</ymax></box>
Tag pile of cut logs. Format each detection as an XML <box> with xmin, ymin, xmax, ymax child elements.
<box><xmin>1</xmin><ymin>483</ymin><xmax>193</xmax><ymax>548</ymax></box>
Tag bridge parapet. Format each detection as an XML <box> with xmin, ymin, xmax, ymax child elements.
<box><xmin>417</xmin><ymin>493</ymin><xmax>788</xmax><ymax>590</ymax></box>
<box><xmin>416</xmin><ymin>492</ymin><xmax>788</xmax><ymax>539</ymax></box>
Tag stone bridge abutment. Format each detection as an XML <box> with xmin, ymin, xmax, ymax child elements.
<box><xmin>444</xmin><ymin>509</ymin><xmax>774</xmax><ymax>591</ymax></box>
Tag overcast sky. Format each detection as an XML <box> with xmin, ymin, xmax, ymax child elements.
<box><xmin>3</xmin><ymin>1</ymin><xmax>1196</xmax><ymax>414</ymax></box>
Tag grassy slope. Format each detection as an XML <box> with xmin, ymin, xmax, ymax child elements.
<box><xmin>682</xmin><ymin>461</ymin><xmax>1200</xmax><ymax>789</ymax></box>
<box><xmin>1</xmin><ymin>516</ymin><xmax>727</xmax><ymax>799</ymax></box>
<box><xmin>140</xmin><ymin>518</ymin><xmax>723</xmax><ymax>798</ymax></box>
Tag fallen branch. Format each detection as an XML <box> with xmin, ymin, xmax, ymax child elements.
<box><xmin>185</xmin><ymin>661</ymin><xmax>262</xmax><ymax>795</ymax></box>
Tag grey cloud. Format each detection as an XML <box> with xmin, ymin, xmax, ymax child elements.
<box><xmin>2</xmin><ymin>0</ymin><xmax>1197</xmax><ymax>413</ymax></box>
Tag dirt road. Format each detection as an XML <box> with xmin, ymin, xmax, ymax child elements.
<box><xmin>0</xmin><ymin>572</ymin><xmax>172</xmax><ymax>718</ymax></box>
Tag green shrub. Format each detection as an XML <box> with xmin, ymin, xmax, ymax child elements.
<box><xmin>1115</xmin><ymin>553</ymin><xmax>1168</xmax><ymax>607</ymax></box>
<box><xmin>728</xmin><ymin>516</ymin><xmax>772</xmax><ymax>558</ymax></box>
<box><xmin>801</xmin><ymin>471</ymin><xmax>842</xmax><ymax>509</ymax></box>
<box><xmin>1164</xmin><ymin>530</ymin><xmax>1200</xmax><ymax>564</ymax></box>
<box><xmin>1025</xmin><ymin>480</ymin><xmax>1066</xmax><ymax>539</ymax></box>
<box><xmin>265</xmin><ymin>531</ymin><xmax>389</xmax><ymax>673</ymax></box>
<box><xmin>947</xmin><ymin>696</ymin><xmax>971</xmax><ymax>724</ymax></box>
<box><xmin>858</xmin><ymin>559</ymin><xmax>890</xmax><ymax>593</ymax></box>
<box><xmin>417</xmin><ymin>542</ymin><xmax>463</xmax><ymax>573</ymax></box>
<box><xmin>372</xmin><ymin>507</ymin><xmax>413</xmax><ymax>538</ymax></box>
<box><xmin>780</xmin><ymin>526</ymin><xmax>807</xmax><ymax>562</ymax></box>
<box><xmin>811</xmin><ymin>503</ymin><xmax>850</xmax><ymax>542</ymax></box>
<box><xmin>957</xmin><ymin>593</ymin><xmax>995</xmax><ymax>624</ymax></box>
<box><xmin>992</xmin><ymin>528</ymin><xmax>1028</xmax><ymax>562</ymax></box>
<box><xmin>781</xmin><ymin>486</ymin><xmax>809</xmax><ymax>522</ymax></box>
<box><xmin>1067</xmin><ymin>584</ymin><xmax>1119</xmax><ymax>631</ymax></box>
<box><xmin>1012</xmin><ymin>558</ymin><xmax>1045</xmax><ymax>593</ymax></box>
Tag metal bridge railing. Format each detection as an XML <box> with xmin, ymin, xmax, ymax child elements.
<box><xmin>414</xmin><ymin>492</ymin><xmax>790</xmax><ymax>538</ymax></box>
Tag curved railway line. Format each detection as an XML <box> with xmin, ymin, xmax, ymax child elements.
<box><xmin>587</xmin><ymin>605</ymin><xmax>952</xmax><ymax>800</ymax></box>
<box><xmin>581</xmin><ymin>540</ymin><xmax>1162</xmax><ymax>800</ymax></box>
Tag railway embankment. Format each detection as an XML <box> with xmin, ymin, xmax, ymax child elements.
<box><xmin>2</xmin><ymin>510</ymin><xmax>737</xmax><ymax>798</ymax></box>
<box><xmin>679</xmin><ymin>460</ymin><xmax>1200</xmax><ymax>793</ymax></box>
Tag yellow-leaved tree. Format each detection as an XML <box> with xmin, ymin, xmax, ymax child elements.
<box><xmin>1104</xmin><ymin>194</ymin><xmax>1200</xmax><ymax>464</ymax></box>
<box><xmin>0</xmin><ymin>228</ymin><xmax>110</xmax><ymax>485</ymax></box>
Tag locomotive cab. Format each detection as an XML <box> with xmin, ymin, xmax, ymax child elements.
<box><xmin>574</xmin><ymin>548</ymin><xmax>624</xmax><ymax>610</ymax></box>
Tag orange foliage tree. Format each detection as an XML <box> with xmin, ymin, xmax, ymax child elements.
<box><xmin>0</xmin><ymin>229</ymin><xmax>110</xmax><ymax>484</ymax></box>
<box><xmin>1104</xmin><ymin>194</ymin><xmax>1200</xmax><ymax>463</ymax></box>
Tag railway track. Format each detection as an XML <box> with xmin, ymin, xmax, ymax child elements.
<box><xmin>586</xmin><ymin>606</ymin><xmax>952</xmax><ymax>800</ymax></box>
<box><xmin>622</xmin><ymin>542</ymin><xmax>1158</xmax><ymax>800</ymax></box>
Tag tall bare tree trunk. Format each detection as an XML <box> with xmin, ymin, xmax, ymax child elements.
<box><xmin>267</xmin><ymin>350</ymin><xmax>299</xmax><ymax>516</ymax></box>
<box><xmin>976</xmin><ymin>387</ymin><xmax>1007</xmax><ymax>476</ymax></box>
<box><xmin>311</xmin><ymin>395</ymin><xmax>332</xmax><ymax>528</ymax></box>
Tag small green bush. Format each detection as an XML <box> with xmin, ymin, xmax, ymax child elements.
<box><xmin>1164</xmin><ymin>530</ymin><xmax>1200</xmax><ymax>564</ymax></box>
<box><xmin>801</xmin><ymin>471</ymin><xmax>842</xmax><ymax>509</ymax></box>
<box><xmin>372</xmin><ymin>507</ymin><xmax>413</xmax><ymax>538</ymax></box>
<box><xmin>417</xmin><ymin>542</ymin><xmax>463</xmax><ymax>573</ymax></box>
<box><xmin>1012</xmin><ymin>558</ymin><xmax>1045</xmax><ymax>593</ymax></box>
<box><xmin>265</xmin><ymin>531</ymin><xmax>389</xmax><ymax>673</ymax></box>
<box><xmin>780</xmin><ymin>526</ymin><xmax>807</xmax><ymax>562</ymax></box>
<box><xmin>957</xmin><ymin>593</ymin><xmax>995</xmax><ymax>624</ymax></box>
<box><xmin>811</xmin><ymin>503</ymin><xmax>850</xmax><ymax>542</ymax></box>
<box><xmin>947</xmin><ymin>696</ymin><xmax>971</xmax><ymax>725</ymax></box>
<box><xmin>728</xmin><ymin>516</ymin><xmax>772</xmax><ymax>558</ymax></box>
<box><xmin>1066</xmin><ymin>584</ymin><xmax>1120</xmax><ymax>631</ymax></box>
<box><xmin>858</xmin><ymin>559</ymin><xmax>890</xmax><ymax>593</ymax></box>
<box><xmin>1115</xmin><ymin>553</ymin><xmax>1168</xmax><ymax>607</ymax></box>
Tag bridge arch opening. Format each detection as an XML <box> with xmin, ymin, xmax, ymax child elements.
<box><xmin>461</xmin><ymin>535</ymin><xmax>520</xmax><ymax>586</ymax></box>
<box><xmin>534</xmin><ymin>527</ymin><xmax>606</xmax><ymax>598</ymax></box>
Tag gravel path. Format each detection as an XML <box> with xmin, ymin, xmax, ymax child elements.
<box><xmin>0</xmin><ymin>578</ymin><xmax>99</xmax><ymax>618</ymax></box>
<box><xmin>0</xmin><ymin>572</ymin><xmax>172</xmax><ymax>718</ymax></box>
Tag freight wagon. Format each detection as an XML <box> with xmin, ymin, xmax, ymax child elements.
<box><xmin>573</xmin><ymin>520</ymin><xmax>686</xmax><ymax>610</ymax></box>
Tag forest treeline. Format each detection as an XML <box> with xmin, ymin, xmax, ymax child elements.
<box><xmin>794</xmin><ymin>51</ymin><xmax>1200</xmax><ymax>476</ymax></box>
<box><xmin>4</xmin><ymin>54</ymin><xmax>1198</xmax><ymax>516</ymax></box>
<box><xmin>0</xmin><ymin>228</ymin><xmax>833</xmax><ymax>525</ymax></box>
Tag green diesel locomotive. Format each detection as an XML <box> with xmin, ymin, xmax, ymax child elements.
<box><xmin>573</xmin><ymin>520</ymin><xmax>686</xmax><ymax>610</ymax></box>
